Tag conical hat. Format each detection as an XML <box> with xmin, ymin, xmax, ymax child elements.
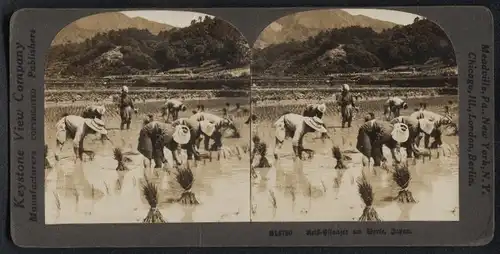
<box><xmin>341</xmin><ymin>84</ymin><xmax>350</xmax><ymax>91</ymax></box>
<box><xmin>303</xmin><ymin>116</ymin><xmax>327</xmax><ymax>133</ymax></box>
<box><xmin>221</xmin><ymin>118</ymin><xmax>233</xmax><ymax>127</ymax></box>
<box><xmin>441</xmin><ymin>114</ymin><xmax>453</xmax><ymax>124</ymax></box>
<box><xmin>418</xmin><ymin>118</ymin><xmax>434</xmax><ymax>135</ymax></box>
<box><xmin>199</xmin><ymin>120</ymin><xmax>216</xmax><ymax>136</ymax></box>
<box><xmin>173</xmin><ymin>125</ymin><xmax>191</xmax><ymax>145</ymax></box>
<box><xmin>95</xmin><ymin>106</ymin><xmax>106</xmax><ymax>115</ymax></box>
<box><xmin>84</xmin><ymin>118</ymin><xmax>108</xmax><ymax>135</ymax></box>
<box><xmin>317</xmin><ymin>103</ymin><xmax>327</xmax><ymax>113</ymax></box>
<box><xmin>391</xmin><ymin>123</ymin><xmax>409</xmax><ymax>143</ymax></box>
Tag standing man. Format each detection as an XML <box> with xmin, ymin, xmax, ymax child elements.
<box><xmin>119</xmin><ymin>86</ymin><xmax>137</xmax><ymax>130</ymax></box>
<box><xmin>338</xmin><ymin>84</ymin><xmax>357</xmax><ymax>128</ymax></box>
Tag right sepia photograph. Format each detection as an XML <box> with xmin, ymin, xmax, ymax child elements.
<box><xmin>249</xmin><ymin>8</ymin><xmax>459</xmax><ymax>222</ymax></box>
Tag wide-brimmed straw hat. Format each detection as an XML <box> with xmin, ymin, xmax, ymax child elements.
<box><xmin>391</xmin><ymin>123</ymin><xmax>409</xmax><ymax>143</ymax></box>
<box><xmin>95</xmin><ymin>106</ymin><xmax>106</xmax><ymax>115</ymax></box>
<box><xmin>317</xmin><ymin>103</ymin><xmax>327</xmax><ymax>113</ymax></box>
<box><xmin>173</xmin><ymin>125</ymin><xmax>191</xmax><ymax>145</ymax></box>
<box><xmin>341</xmin><ymin>84</ymin><xmax>350</xmax><ymax>91</ymax></box>
<box><xmin>84</xmin><ymin>118</ymin><xmax>108</xmax><ymax>135</ymax></box>
<box><xmin>221</xmin><ymin>118</ymin><xmax>233</xmax><ymax>127</ymax></box>
<box><xmin>442</xmin><ymin>114</ymin><xmax>453</xmax><ymax>124</ymax></box>
<box><xmin>418</xmin><ymin>118</ymin><xmax>435</xmax><ymax>135</ymax></box>
<box><xmin>303</xmin><ymin>116</ymin><xmax>327</xmax><ymax>133</ymax></box>
<box><xmin>121</xmin><ymin>86</ymin><xmax>129</xmax><ymax>93</ymax></box>
<box><xmin>199</xmin><ymin>120</ymin><xmax>216</xmax><ymax>137</ymax></box>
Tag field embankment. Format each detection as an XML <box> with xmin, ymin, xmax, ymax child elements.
<box><xmin>45</xmin><ymin>86</ymin><xmax>458</xmax><ymax>104</ymax></box>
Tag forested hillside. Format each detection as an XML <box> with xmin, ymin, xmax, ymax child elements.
<box><xmin>252</xmin><ymin>18</ymin><xmax>456</xmax><ymax>77</ymax></box>
<box><xmin>50</xmin><ymin>12</ymin><xmax>174</xmax><ymax>46</ymax></box>
<box><xmin>46</xmin><ymin>16</ymin><xmax>250</xmax><ymax>78</ymax></box>
<box><xmin>254</xmin><ymin>9</ymin><xmax>397</xmax><ymax>48</ymax></box>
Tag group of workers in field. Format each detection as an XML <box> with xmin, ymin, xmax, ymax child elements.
<box><xmin>50</xmin><ymin>83</ymin><xmax>456</xmax><ymax>171</ymax></box>
<box><xmin>261</xmin><ymin>83</ymin><xmax>455</xmax><ymax>168</ymax></box>
<box><xmin>51</xmin><ymin>85</ymin><xmax>238</xmax><ymax>169</ymax></box>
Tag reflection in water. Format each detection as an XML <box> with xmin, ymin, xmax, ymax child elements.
<box><xmin>398</xmin><ymin>202</ymin><xmax>415</xmax><ymax>221</ymax></box>
<box><xmin>251</xmin><ymin>138</ymin><xmax>458</xmax><ymax>221</ymax></box>
<box><xmin>251</xmin><ymin>101</ymin><xmax>459</xmax><ymax>222</ymax></box>
<box><xmin>45</xmin><ymin>112</ymin><xmax>251</xmax><ymax>224</ymax></box>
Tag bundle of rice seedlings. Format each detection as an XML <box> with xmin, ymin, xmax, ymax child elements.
<box><xmin>142</xmin><ymin>180</ymin><xmax>166</xmax><ymax>223</ymax></box>
<box><xmin>113</xmin><ymin>148</ymin><xmax>130</xmax><ymax>172</ymax></box>
<box><xmin>392</xmin><ymin>163</ymin><xmax>416</xmax><ymax>203</ymax></box>
<box><xmin>332</xmin><ymin>146</ymin><xmax>347</xmax><ymax>169</ymax></box>
<box><xmin>113</xmin><ymin>147</ymin><xmax>131</xmax><ymax>193</ymax></box>
<box><xmin>175</xmin><ymin>167</ymin><xmax>199</xmax><ymax>205</ymax></box>
<box><xmin>301</xmin><ymin>148</ymin><xmax>315</xmax><ymax>160</ymax></box>
<box><xmin>357</xmin><ymin>176</ymin><xmax>382</xmax><ymax>221</ymax></box>
<box><xmin>252</xmin><ymin>136</ymin><xmax>271</xmax><ymax>168</ymax></box>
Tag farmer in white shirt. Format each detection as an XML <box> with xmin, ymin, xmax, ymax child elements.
<box><xmin>273</xmin><ymin>113</ymin><xmax>328</xmax><ymax>160</ymax></box>
<box><xmin>383</xmin><ymin>97</ymin><xmax>408</xmax><ymax>120</ymax></box>
<box><xmin>163</xmin><ymin>98</ymin><xmax>187</xmax><ymax>122</ymax></box>
<box><xmin>54</xmin><ymin>115</ymin><xmax>108</xmax><ymax>163</ymax></box>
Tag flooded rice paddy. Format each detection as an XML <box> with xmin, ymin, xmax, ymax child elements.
<box><xmin>44</xmin><ymin>96</ymin><xmax>459</xmax><ymax>223</ymax></box>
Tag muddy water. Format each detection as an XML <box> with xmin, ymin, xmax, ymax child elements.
<box><xmin>45</xmin><ymin>101</ymin><xmax>252</xmax><ymax>224</ymax></box>
<box><xmin>45</xmin><ymin>96</ymin><xmax>458</xmax><ymax>223</ymax></box>
<box><xmin>250</xmin><ymin>96</ymin><xmax>459</xmax><ymax>222</ymax></box>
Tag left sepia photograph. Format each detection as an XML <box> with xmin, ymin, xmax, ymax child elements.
<box><xmin>44</xmin><ymin>10</ymin><xmax>252</xmax><ymax>224</ymax></box>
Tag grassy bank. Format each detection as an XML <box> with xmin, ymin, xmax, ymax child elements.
<box><xmin>252</xmin><ymin>87</ymin><xmax>457</xmax><ymax>102</ymax></box>
<box><xmin>45</xmin><ymin>87</ymin><xmax>457</xmax><ymax>104</ymax></box>
<box><xmin>252</xmin><ymin>75</ymin><xmax>457</xmax><ymax>88</ymax></box>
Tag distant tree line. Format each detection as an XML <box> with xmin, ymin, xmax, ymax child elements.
<box><xmin>46</xmin><ymin>16</ymin><xmax>251</xmax><ymax>77</ymax></box>
<box><xmin>252</xmin><ymin>18</ymin><xmax>456</xmax><ymax>76</ymax></box>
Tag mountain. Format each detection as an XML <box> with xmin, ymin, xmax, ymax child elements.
<box><xmin>254</xmin><ymin>9</ymin><xmax>398</xmax><ymax>48</ymax></box>
<box><xmin>46</xmin><ymin>16</ymin><xmax>251</xmax><ymax>78</ymax></box>
<box><xmin>51</xmin><ymin>12</ymin><xmax>175</xmax><ymax>45</ymax></box>
<box><xmin>252</xmin><ymin>19</ymin><xmax>456</xmax><ymax>76</ymax></box>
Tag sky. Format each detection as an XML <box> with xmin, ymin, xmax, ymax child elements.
<box><xmin>341</xmin><ymin>9</ymin><xmax>423</xmax><ymax>25</ymax></box>
<box><xmin>121</xmin><ymin>9</ymin><xmax>423</xmax><ymax>27</ymax></box>
<box><xmin>121</xmin><ymin>10</ymin><xmax>212</xmax><ymax>28</ymax></box>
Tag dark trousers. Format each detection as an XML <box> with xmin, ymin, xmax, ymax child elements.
<box><xmin>137</xmin><ymin>130</ymin><xmax>164</xmax><ymax>168</ymax></box>
<box><xmin>356</xmin><ymin>129</ymin><xmax>396</xmax><ymax>166</ymax></box>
